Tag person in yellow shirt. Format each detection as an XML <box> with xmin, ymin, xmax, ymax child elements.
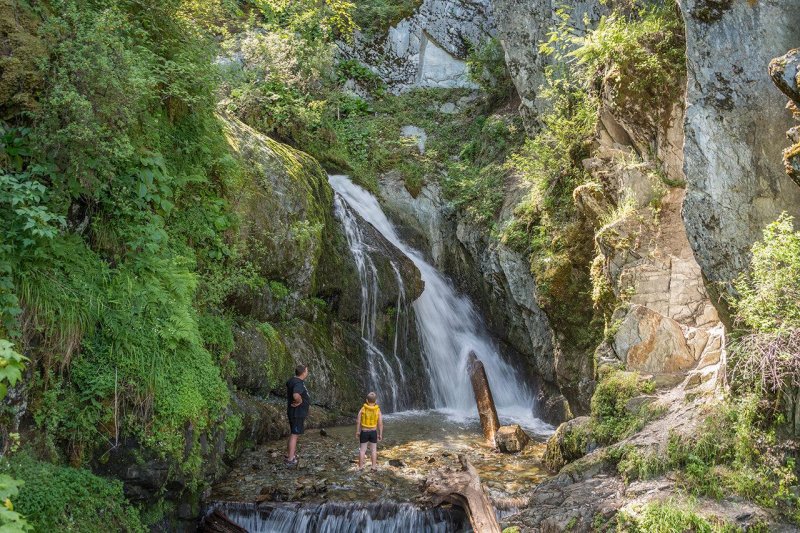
<box><xmin>355</xmin><ymin>392</ymin><xmax>383</xmax><ymax>470</ymax></box>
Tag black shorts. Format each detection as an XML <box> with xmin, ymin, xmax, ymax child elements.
<box><xmin>288</xmin><ymin>416</ymin><xmax>306</xmax><ymax>435</ymax></box>
<box><xmin>359</xmin><ymin>430</ymin><xmax>378</xmax><ymax>444</ymax></box>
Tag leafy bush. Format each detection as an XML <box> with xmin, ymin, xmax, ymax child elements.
<box><xmin>733</xmin><ymin>213</ymin><xmax>800</xmax><ymax>333</ymax></box>
<box><xmin>467</xmin><ymin>38</ymin><xmax>514</xmax><ymax>103</ymax></box>
<box><xmin>3</xmin><ymin>453</ymin><xmax>144</xmax><ymax>532</ymax></box>
<box><xmin>352</xmin><ymin>0</ymin><xmax>421</xmax><ymax>36</ymax></box>
<box><xmin>590</xmin><ymin>368</ymin><xmax>655</xmax><ymax>444</ymax></box>
<box><xmin>0</xmin><ymin>474</ymin><xmax>32</xmax><ymax>532</ymax></box>
<box><xmin>553</xmin><ymin>0</ymin><xmax>686</xmax><ymax>114</ymax></box>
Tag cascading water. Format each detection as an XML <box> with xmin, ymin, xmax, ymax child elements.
<box><xmin>205</xmin><ymin>502</ymin><xmax>469</xmax><ymax>533</ymax></box>
<box><xmin>330</xmin><ymin>175</ymin><xmax>544</xmax><ymax>428</ymax></box>
<box><xmin>333</xmin><ymin>194</ymin><xmax>410</xmax><ymax>412</ymax></box>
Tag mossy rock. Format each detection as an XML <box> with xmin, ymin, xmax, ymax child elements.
<box><xmin>220</xmin><ymin>114</ymin><xmax>333</xmax><ymax>311</ymax></box>
<box><xmin>543</xmin><ymin>416</ymin><xmax>593</xmax><ymax>472</ymax></box>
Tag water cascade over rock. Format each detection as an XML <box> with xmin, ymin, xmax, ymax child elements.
<box><xmin>206</xmin><ymin>502</ymin><xmax>468</xmax><ymax>533</ymax></box>
<box><xmin>330</xmin><ymin>175</ymin><xmax>546</xmax><ymax>428</ymax></box>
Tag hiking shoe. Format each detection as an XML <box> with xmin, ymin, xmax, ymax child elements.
<box><xmin>284</xmin><ymin>457</ymin><xmax>298</xmax><ymax>467</ymax></box>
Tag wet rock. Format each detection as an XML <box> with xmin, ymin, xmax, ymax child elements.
<box><xmin>495</xmin><ymin>425</ymin><xmax>531</xmax><ymax>453</ymax></box>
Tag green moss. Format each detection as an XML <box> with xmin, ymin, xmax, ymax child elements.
<box><xmin>3</xmin><ymin>452</ymin><xmax>144</xmax><ymax>532</ymax></box>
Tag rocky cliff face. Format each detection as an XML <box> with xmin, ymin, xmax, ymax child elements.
<box><xmin>341</xmin><ymin>0</ymin><xmax>494</xmax><ymax>93</ymax></box>
<box><xmin>680</xmin><ymin>0</ymin><xmax>800</xmax><ymax>294</ymax></box>
<box><xmin>494</xmin><ymin>0</ymin><xmax>606</xmax><ymax>128</ymax></box>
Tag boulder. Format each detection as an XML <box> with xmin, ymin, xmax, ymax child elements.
<box><xmin>613</xmin><ymin>305</ymin><xmax>696</xmax><ymax>386</ymax></box>
<box><xmin>495</xmin><ymin>424</ymin><xmax>531</xmax><ymax>453</ymax></box>
<box><xmin>543</xmin><ymin>416</ymin><xmax>592</xmax><ymax>472</ymax></box>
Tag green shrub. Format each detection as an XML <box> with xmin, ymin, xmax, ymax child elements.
<box><xmin>3</xmin><ymin>452</ymin><xmax>144</xmax><ymax>532</ymax></box>
<box><xmin>590</xmin><ymin>369</ymin><xmax>655</xmax><ymax>444</ymax></box>
<box><xmin>467</xmin><ymin>38</ymin><xmax>514</xmax><ymax>103</ymax></box>
<box><xmin>562</xmin><ymin>0</ymin><xmax>686</xmax><ymax>114</ymax></box>
<box><xmin>352</xmin><ymin>0</ymin><xmax>422</xmax><ymax>36</ymax></box>
<box><xmin>615</xmin><ymin>395</ymin><xmax>800</xmax><ymax>523</ymax></box>
<box><xmin>733</xmin><ymin>213</ymin><xmax>800</xmax><ymax>332</ymax></box>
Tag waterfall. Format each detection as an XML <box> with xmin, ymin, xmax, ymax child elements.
<box><xmin>206</xmin><ymin>501</ymin><xmax>469</xmax><ymax>533</ymax></box>
<box><xmin>333</xmin><ymin>194</ymin><xmax>410</xmax><ymax>412</ymax></box>
<box><xmin>330</xmin><ymin>175</ymin><xmax>543</xmax><ymax>427</ymax></box>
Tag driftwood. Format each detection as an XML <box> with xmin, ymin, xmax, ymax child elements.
<box><xmin>200</xmin><ymin>509</ymin><xmax>248</xmax><ymax>533</ymax></box>
<box><xmin>425</xmin><ymin>454</ymin><xmax>502</xmax><ymax>533</ymax></box>
<box><xmin>467</xmin><ymin>352</ymin><xmax>500</xmax><ymax>444</ymax></box>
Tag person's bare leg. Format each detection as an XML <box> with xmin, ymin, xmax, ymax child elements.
<box><xmin>287</xmin><ymin>434</ymin><xmax>299</xmax><ymax>461</ymax></box>
<box><xmin>370</xmin><ymin>442</ymin><xmax>377</xmax><ymax>469</ymax></box>
<box><xmin>358</xmin><ymin>442</ymin><xmax>368</xmax><ymax>468</ymax></box>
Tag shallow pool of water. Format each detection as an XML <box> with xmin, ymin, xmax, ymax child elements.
<box><xmin>210</xmin><ymin>410</ymin><xmax>552</xmax><ymax>506</ymax></box>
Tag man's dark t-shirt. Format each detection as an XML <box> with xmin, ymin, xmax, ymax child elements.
<box><xmin>286</xmin><ymin>376</ymin><xmax>310</xmax><ymax>418</ymax></box>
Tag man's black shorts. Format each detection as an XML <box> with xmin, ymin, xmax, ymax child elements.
<box><xmin>359</xmin><ymin>429</ymin><xmax>378</xmax><ymax>444</ymax></box>
<box><xmin>289</xmin><ymin>416</ymin><xmax>306</xmax><ymax>435</ymax></box>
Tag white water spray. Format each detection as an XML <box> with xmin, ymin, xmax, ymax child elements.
<box><xmin>330</xmin><ymin>175</ymin><xmax>547</xmax><ymax>429</ymax></box>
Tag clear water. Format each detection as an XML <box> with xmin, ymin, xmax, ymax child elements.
<box><xmin>329</xmin><ymin>175</ymin><xmax>548</xmax><ymax>431</ymax></box>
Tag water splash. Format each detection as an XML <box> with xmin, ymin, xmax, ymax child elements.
<box><xmin>329</xmin><ymin>175</ymin><xmax>546</xmax><ymax>429</ymax></box>
<box><xmin>206</xmin><ymin>501</ymin><xmax>468</xmax><ymax>533</ymax></box>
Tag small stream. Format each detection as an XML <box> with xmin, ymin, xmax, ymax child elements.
<box><xmin>205</xmin><ymin>412</ymin><xmax>551</xmax><ymax>532</ymax></box>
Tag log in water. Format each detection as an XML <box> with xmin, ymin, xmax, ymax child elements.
<box><xmin>467</xmin><ymin>352</ymin><xmax>500</xmax><ymax>444</ymax></box>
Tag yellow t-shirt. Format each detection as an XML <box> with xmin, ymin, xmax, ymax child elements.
<box><xmin>360</xmin><ymin>403</ymin><xmax>380</xmax><ymax>429</ymax></box>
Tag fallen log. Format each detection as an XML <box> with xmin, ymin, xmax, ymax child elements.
<box><xmin>467</xmin><ymin>352</ymin><xmax>500</xmax><ymax>444</ymax></box>
<box><xmin>200</xmin><ymin>509</ymin><xmax>248</xmax><ymax>533</ymax></box>
<box><xmin>424</xmin><ymin>454</ymin><xmax>502</xmax><ymax>533</ymax></box>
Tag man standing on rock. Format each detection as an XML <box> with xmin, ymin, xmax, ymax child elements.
<box><xmin>285</xmin><ymin>364</ymin><xmax>310</xmax><ymax>467</ymax></box>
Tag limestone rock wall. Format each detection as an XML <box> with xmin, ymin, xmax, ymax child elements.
<box><xmin>494</xmin><ymin>0</ymin><xmax>606</xmax><ymax>128</ymax></box>
<box><xmin>680</xmin><ymin>0</ymin><xmax>800</xmax><ymax>290</ymax></box>
<box><xmin>340</xmin><ymin>0</ymin><xmax>494</xmax><ymax>93</ymax></box>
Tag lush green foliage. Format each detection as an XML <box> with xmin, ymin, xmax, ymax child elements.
<box><xmin>615</xmin><ymin>395</ymin><xmax>800</xmax><ymax>524</ymax></box>
<box><xmin>467</xmin><ymin>38</ymin><xmax>515</xmax><ymax>104</ymax></box>
<box><xmin>0</xmin><ymin>0</ymin><xmax>257</xmax><ymax>483</ymax></box>
<box><xmin>565</xmin><ymin>1</ymin><xmax>686</xmax><ymax>113</ymax></box>
<box><xmin>590</xmin><ymin>368</ymin><xmax>656</xmax><ymax>444</ymax></box>
<box><xmin>0</xmin><ymin>474</ymin><xmax>32</xmax><ymax>532</ymax></box>
<box><xmin>502</xmin><ymin>64</ymin><xmax>600</xmax><ymax>354</ymax></box>
<box><xmin>733</xmin><ymin>214</ymin><xmax>800</xmax><ymax>332</ymax></box>
<box><xmin>616</xmin><ymin>499</ymin><xmax>743</xmax><ymax>533</ymax></box>
<box><xmin>2</xmin><ymin>453</ymin><xmax>144</xmax><ymax>532</ymax></box>
<box><xmin>352</xmin><ymin>0</ymin><xmax>421</xmax><ymax>35</ymax></box>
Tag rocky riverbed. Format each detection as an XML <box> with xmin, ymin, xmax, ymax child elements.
<box><xmin>209</xmin><ymin>411</ymin><xmax>552</xmax><ymax>507</ymax></box>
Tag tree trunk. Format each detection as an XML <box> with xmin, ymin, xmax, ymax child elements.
<box><xmin>424</xmin><ymin>454</ymin><xmax>502</xmax><ymax>533</ymax></box>
<box><xmin>200</xmin><ymin>509</ymin><xmax>248</xmax><ymax>533</ymax></box>
<box><xmin>468</xmin><ymin>352</ymin><xmax>500</xmax><ymax>444</ymax></box>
